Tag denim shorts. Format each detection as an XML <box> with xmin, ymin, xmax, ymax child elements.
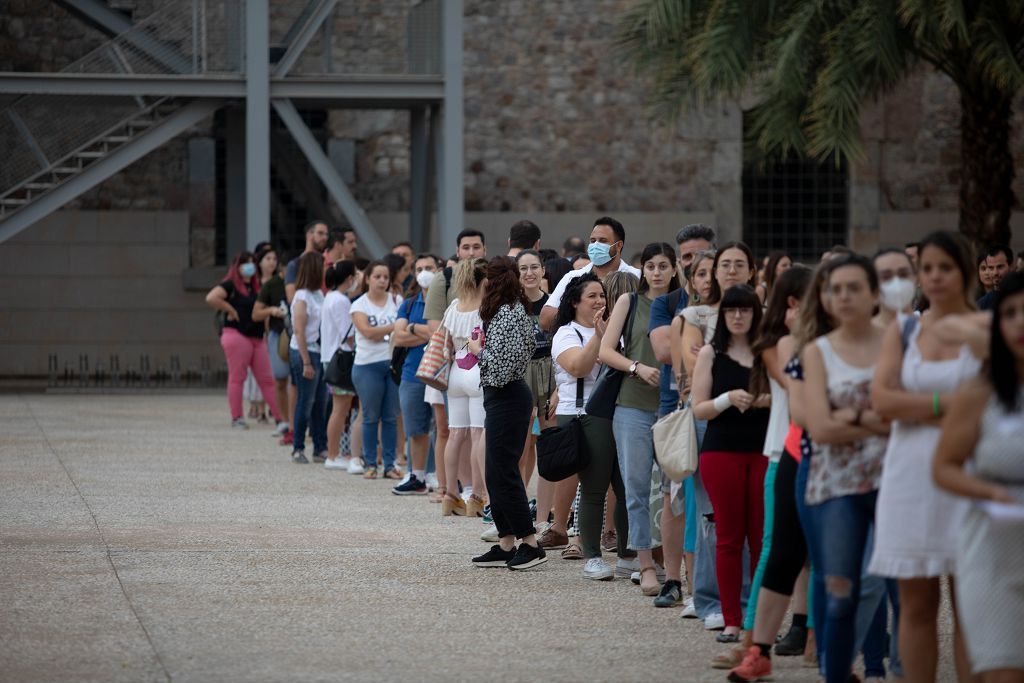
<box><xmin>399</xmin><ymin>379</ymin><xmax>433</xmax><ymax>437</ymax></box>
<box><xmin>266</xmin><ymin>330</ymin><xmax>290</xmax><ymax>381</ymax></box>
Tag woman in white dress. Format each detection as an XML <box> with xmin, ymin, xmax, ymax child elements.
<box><xmin>870</xmin><ymin>231</ymin><xmax>981</xmax><ymax>683</ymax></box>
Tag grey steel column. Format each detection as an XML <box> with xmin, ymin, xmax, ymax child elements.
<box><xmin>438</xmin><ymin>0</ymin><xmax>463</xmax><ymax>252</ymax></box>
<box><xmin>225</xmin><ymin>107</ymin><xmax>247</xmax><ymax>260</ymax></box>
<box><xmin>245</xmin><ymin>0</ymin><xmax>270</xmax><ymax>249</ymax></box>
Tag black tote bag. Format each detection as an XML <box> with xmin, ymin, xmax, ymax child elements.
<box><xmin>537</xmin><ymin>376</ymin><xmax>588</xmax><ymax>481</ymax></box>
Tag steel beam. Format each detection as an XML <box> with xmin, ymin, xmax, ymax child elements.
<box><xmin>409</xmin><ymin>107</ymin><xmax>429</xmax><ymax>252</ymax></box>
<box><xmin>0</xmin><ymin>73</ymin><xmax>444</xmax><ymax>102</ymax></box>
<box><xmin>245</xmin><ymin>0</ymin><xmax>271</xmax><ymax>250</ymax></box>
<box><xmin>438</xmin><ymin>0</ymin><xmax>464</xmax><ymax>252</ymax></box>
<box><xmin>273</xmin><ymin>0</ymin><xmax>339</xmax><ymax>78</ymax></box>
<box><xmin>0</xmin><ymin>99</ymin><xmax>224</xmax><ymax>243</ymax></box>
<box><xmin>273</xmin><ymin>98</ymin><xmax>387</xmax><ymax>258</ymax></box>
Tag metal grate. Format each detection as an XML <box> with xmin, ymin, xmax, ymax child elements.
<box><xmin>742</xmin><ymin>154</ymin><xmax>849</xmax><ymax>264</ymax></box>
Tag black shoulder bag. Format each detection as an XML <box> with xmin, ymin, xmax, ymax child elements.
<box><xmin>584</xmin><ymin>293</ymin><xmax>638</xmax><ymax>420</ymax></box>
<box><xmin>389</xmin><ymin>298</ymin><xmax>416</xmax><ymax>386</ymax></box>
<box><xmin>537</xmin><ymin>330</ymin><xmax>589</xmax><ymax>481</ymax></box>
<box><xmin>325</xmin><ymin>322</ymin><xmax>356</xmax><ymax>390</ymax></box>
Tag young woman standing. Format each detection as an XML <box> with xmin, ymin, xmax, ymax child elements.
<box><xmin>350</xmin><ymin>260</ymin><xmax>403</xmax><ymax>479</ymax></box>
<box><xmin>516</xmin><ymin>249</ymin><xmax>553</xmax><ymax>491</ymax></box>
<box><xmin>252</xmin><ymin>245</ymin><xmax>291</xmax><ymax>437</ymax></box>
<box><xmin>870</xmin><ymin>232</ymin><xmax>981</xmax><ymax>683</ymax></box>
<box><xmin>440</xmin><ymin>258</ymin><xmax>488</xmax><ymax>516</ymax></box>
<box><xmin>803</xmin><ymin>254</ymin><xmax>891</xmax><ymax>683</ymax></box>
<box><xmin>599</xmin><ymin>242</ymin><xmax>679</xmax><ymax>597</ymax></box>
<box><xmin>287</xmin><ymin>252</ymin><xmax>328</xmax><ymax>463</ymax></box>
<box><xmin>469</xmin><ymin>257</ymin><xmax>543</xmax><ymax>570</ymax></box>
<box><xmin>934</xmin><ymin>272</ymin><xmax>1024</xmax><ymax>683</ymax></box>
<box><xmin>320</xmin><ymin>260</ymin><xmax>357</xmax><ymax>469</ymax></box>
<box><xmin>692</xmin><ymin>285</ymin><xmax>771</xmax><ymax>643</ymax></box>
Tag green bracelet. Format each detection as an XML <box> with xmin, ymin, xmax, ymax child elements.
<box><xmin>932</xmin><ymin>392</ymin><xmax>941</xmax><ymax>417</ymax></box>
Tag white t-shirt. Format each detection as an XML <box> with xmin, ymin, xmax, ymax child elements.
<box><xmin>551</xmin><ymin>321</ymin><xmax>601</xmax><ymax>416</ymax></box>
<box><xmin>289</xmin><ymin>289</ymin><xmax>324</xmax><ymax>353</ymax></box>
<box><xmin>319</xmin><ymin>290</ymin><xmax>353</xmax><ymax>363</ymax></box>
<box><xmin>350</xmin><ymin>292</ymin><xmax>400</xmax><ymax>365</ymax></box>
<box><xmin>544</xmin><ymin>259</ymin><xmax>641</xmax><ymax>311</ymax></box>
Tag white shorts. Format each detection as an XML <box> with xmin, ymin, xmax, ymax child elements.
<box><xmin>424</xmin><ymin>384</ymin><xmax>444</xmax><ymax>405</ymax></box>
<box><xmin>447</xmin><ymin>364</ymin><xmax>484</xmax><ymax>429</ymax></box>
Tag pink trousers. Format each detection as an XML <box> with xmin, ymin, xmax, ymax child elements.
<box><xmin>220</xmin><ymin>327</ymin><xmax>283</xmax><ymax>421</ymax></box>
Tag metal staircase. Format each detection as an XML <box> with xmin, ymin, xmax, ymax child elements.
<box><xmin>0</xmin><ymin>1</ymin><xmax>238</xmax><ymax>242</ymax></box>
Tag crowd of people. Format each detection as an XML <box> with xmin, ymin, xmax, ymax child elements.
<box><xmin>206</xmin><ymin>217</ymin><xmax>1024</xmax><ymax>683</ymax></box>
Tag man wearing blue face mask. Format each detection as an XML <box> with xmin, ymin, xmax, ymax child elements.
<box><xmin>539</xmin><ymin>217</ymin><xmax>641</xmax><ymax>331</ymax></box>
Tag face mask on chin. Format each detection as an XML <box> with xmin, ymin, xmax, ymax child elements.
<box><xmin>880</xmin><ymin>277</ymin><xmax>916</xmax><ymax>311</ymax></box>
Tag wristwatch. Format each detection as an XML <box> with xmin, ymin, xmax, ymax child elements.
<box><xmin>629</xmin><ymin>360</ymin><xmax>640</xmax><ymax>377</ymax></box>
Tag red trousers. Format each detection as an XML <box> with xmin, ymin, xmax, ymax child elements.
<box><xmin>699</xmin><ymin>451</ymin><xmax>767</xmax><ymax>628</ymax></box>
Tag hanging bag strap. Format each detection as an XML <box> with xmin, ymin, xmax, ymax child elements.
<box><xmin>572</xmin><ymin>328</ymin><xmax>587</xmax><ymax>416</ymax></box>
<box><xmin>620</xmin><ymin>293</ymin><xmax>639</xmax><ymax>355</ymax></box>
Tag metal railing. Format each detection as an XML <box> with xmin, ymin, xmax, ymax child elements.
<box><xmin>0</xmin><ymin>0</ymin><xmax>243</xmax><ymax>203</ymax></box>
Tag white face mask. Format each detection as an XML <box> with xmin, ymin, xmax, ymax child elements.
<box><xmin>880</xmin><ymin>277</ymin><xmax>916</xmax><ymax>311</ymax></box>
<box><xmin>416</xmin><ymin>270</ymin><xmax>436</xmax><ymax>290</ymax></box>
<box><xmin>346</xmin><ymin>278</ymin><xmax>360</xmax><ymax>295</ymax></box>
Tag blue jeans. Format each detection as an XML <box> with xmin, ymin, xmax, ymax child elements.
<box><xmin>810</xmin><ymin>491</ymin><xmax>878</xmax><ymax>683</ymax></box>
<box><xmin>288</xmin><ymin>348</ymin><xmax>326</xmax><ymax>454</ymax></box>
<box><xmin>795</xmin><ymin>453</ymin><xmax>827</xmax><ymax>670</ymax></box>
<box><xmin>613</xmin><ymin>406</ymin><xmax>658</xmax><ymax>550</ymax></box>
<box><xmin>398</xmin><ymin>379</ymin><xmax>432</xmax><ymax>438</ymax></box>
<box><xmin>351</xmin><ymin>361</ymin><xmax>400</xmax><ymax>471</ymax></box>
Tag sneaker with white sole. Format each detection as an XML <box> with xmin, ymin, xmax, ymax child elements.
<box><xmin>324</xmin><ymin>457</ymin><xmax>349</xmax><ymax>470</ymax></box>
<box><xmin>681</xmin><ymin>596</ymin><xmax>698</xmax><ymax>618</ymax></box>
<box><xmin>273</xmin><ymin>421</ymin><xmax>290</xmax><ymax>436</ymax></box>
<box><xmin>616</xmin><ymin>557</ymin><xmax>641</xmax><ymax>578</ymax></box>
<box><xmin>480</xmin><ymin>524</ymin><xmax>499</xmax><ymax>543</ymax></box>
<box><xmin>582</xmin><ymin>557</ymin><xmax>614</xmax><ymax>581</ymax></box>
<box><xmin>346</xmin><ymin>458</ymin><xmax>365</xmax><ymax>475</ymax></box>
<box><xmin>704</xmin><ymin>612</ymin><xmax>726</xmax><ymax>630</ymax></box>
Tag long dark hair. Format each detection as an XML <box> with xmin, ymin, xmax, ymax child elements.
<box><xmin>764</xmin><ymin>250</ymin><xmax>790</xmax><ymax>295</ymax></box>
<box><xmin>325</xmin><ymin>260</ymin><xmax>356</xmax><ymax>291</ymax></box>
<box><xmin>555</xmin><ymin>273</ymin><xmax>607</xmax><ymax>329</ymax></box>
<box><xmin>637</xmin><ymin>242</ymin><xmax>681</xmax><ymax>295</ymax></box>
<box><xmin>990</xmin><ymin>272</ymin><xmax>1024</xmax><ymax>411</ymax></box>
<box><xmin>916</xmin><ymin>230</ymin><xmax>978</xmax><ymax>307</ymax></box>
<box><xmin>750</xmin><ymin>265</ymin><xmax>812</xmax><ymax>395</ymax></box>
<box><xmin>543</xmin><ymin>257</ymin><xmax>572</xmax><ymax>294</ymax></box>
<box><xmin>295</xmin><ymin>252</ymin><xmax>324</xmax><ymax>293</ymax></box>
<box><xmin>480</xmin><ymin>256</ymin><xmax>531</xmax><ymax>322</ymax></box>
<box><xmin>707</xmin><ymin>241</ymin><xmax>756</xmax><ymax>305</ymax></box>
<box><xmin>710</xmin><ymin>285</ymin><xmax>763</xmax><ymax>354</ymax></box>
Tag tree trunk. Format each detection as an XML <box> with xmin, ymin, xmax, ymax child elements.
<box><xmin>959</xmin><ymin>86</ymin><xmax>1015</xmax><ymax>248</ymax></box>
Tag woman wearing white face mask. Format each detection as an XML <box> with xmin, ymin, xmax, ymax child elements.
<box><xmin>206</xmin><ymin>250</ymin><xmax>285</xmax><ymax>429</ymax></box>
<box><xmin>869</xmin><ymin>233</ymin><xmax>982</xmax><ymax>683</ymax></box>
<box><xmin>873</xmin><ymin>248</ymin><xmax>917</xmax><ymax>325</ymax></box>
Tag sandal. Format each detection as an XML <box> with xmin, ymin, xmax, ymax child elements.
<box><xmin>639</xmin><ymin>566</ymin><xmax>660</xmax><ymax>596</ymax></box>
<box><xmin>430</xmin><ymin>486</ymin><xmax>446</xmax><ymax>504</ymax></box>
<box><xmin>560</xmin><ymin>541</ymin><xmax>583</xmax><ymax>560</ymax></box>
<box><xmin>715</xmin><ymin>631</ymin><xmax>740</xmax><ymax>644</ymax></box>
<box><xmin>710</xmin><ymin>645</ymin><xmax>746</xmax><ymax>670</ymax></box>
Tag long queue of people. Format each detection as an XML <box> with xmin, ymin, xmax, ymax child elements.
<box><xmin>206</xmin><ymin>217</ymin><xmax>1024</xmax><ymax>683</ymax></box>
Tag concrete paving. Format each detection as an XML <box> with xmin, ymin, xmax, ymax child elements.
<box><xmin>0</xmin><ymin>393</ymin><xmax>955</xmax><ymax>682</ymax></box>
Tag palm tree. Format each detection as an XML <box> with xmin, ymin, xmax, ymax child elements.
<box><xmin>618</xmin><ymin>1</ymin><xmax>1024</xmax><ymax>248</ymax></box>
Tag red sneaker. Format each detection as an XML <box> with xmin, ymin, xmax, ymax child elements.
<box><xmin>727</xmin><ymin>646</ymin><xmax>772</xmax><ymax>682</ymax></box>
<box><xmin>278</xmin><ymin>432</ymin><xmax>293</xmax><ymax>446</ymax></box>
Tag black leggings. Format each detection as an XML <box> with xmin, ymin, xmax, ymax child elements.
<box><xmin>760</xmin><ymin>449</ymin><xmax>808</xmax><ymax>595</ymax></box>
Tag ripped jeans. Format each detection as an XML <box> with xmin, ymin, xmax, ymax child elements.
<box><xmin>811</xmin><ymin>490</ymin><xmax>878</xmax><ymax>683</ymax></box>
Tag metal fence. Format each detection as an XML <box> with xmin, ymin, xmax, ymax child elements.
<box><xmin>47</xmin><ymin>353</ymin><xmax>227</xmax><ymax>391</ymax></box>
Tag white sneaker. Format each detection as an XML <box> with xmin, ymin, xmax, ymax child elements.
<box><xmin>324</xmin><ymin>457</ymin><xmax>348</xmax><ymax>470</ymax></box>
<box><xmin>616</xmin><ymin>557</ymin><xmax>640</xmax><ymax>578</ymax></box>
<box><xmin>461</xmin><ymin>486</ymin><xmax>474</xmax><ymax>503</ymax></box>
<box><xmin>583</xmin><ymin>558</ymin><xmax>614</xmax><ymax>581</ymax></box>
<box><xmin>681</xmin><ymin>596</ymin><xmax>697</xmax><ymax>619</ymax></box>
<box><xmin>273</xmin><ymin>421</ymin><xmax>290</xmax><ymax>436</ymax></box>
<box><xmin>347</xmin><ymin>459</ymin><xmax>365</xmax><ymax>475</ymax></box>
<box><xmin>425</xmin><ymin>472</ymin><xmax>439</xmax><ymax>491</ymax></box>
<box><xmin>704</xmin><ymin>612</ymin><xmax>725</xmax><ymax>630</ymax></box>
<box><xmin>480</xmin><ymin>524</ymin><xmax>499</xmax><ymax>543</ymax></box>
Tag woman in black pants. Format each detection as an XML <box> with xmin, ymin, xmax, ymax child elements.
<box><xmin>469</xmin><ymin>256</ymin><xmax>544</xmax><ymax>570</ymax></box>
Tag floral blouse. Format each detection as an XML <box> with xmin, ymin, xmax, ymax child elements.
<box><xmin>804</xmin><ymin>337</ymin><xmax>888</xmax><ymax>505</ymax></box>
<box><xmin>479</xmin><ymin>302</ymin><xmax>535</xmax><ymax>388</ymax></box>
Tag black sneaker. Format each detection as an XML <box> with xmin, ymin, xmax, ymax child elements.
<box><xmin>653</xmin><ymin>580</ymin><xmax>684</xmax><ymax>608</ymax></box>
<box><xmin>392</xmin><ymin>475</ymin><xmax>427</xmax><ymax>496</ymax></box>
<box><xmin>507</xmin><ymin>543</ymin><xmax>547</xmax><ymax>571</ymax></box>
<box><xmin>472</xmin><ymin>545</ymin><xmax>516</xmax><ymax>568</ymax></box>
<box><xmin>291</xmin><ymin>451</ymin><xmax>309</xmax><ymax>464</ymax></box>
<box><xmin>774</xmin><ymin>623</ymin><xmax>808</xmax><ymax>656</ymax></box>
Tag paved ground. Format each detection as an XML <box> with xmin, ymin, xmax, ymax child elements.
<box><xmin>1</xmin><ymin>393</ymin><xmax>955</xmax><ymax>682</ymax></box>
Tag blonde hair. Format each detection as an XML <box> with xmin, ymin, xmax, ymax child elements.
<box><xmin>793</xmin><ymin>261</ymin><xmax>835</xmax><ymax>352</ymax></box>
<box><xmin>452</xmin><ymin>257</ymin><xmax>487</xmax><ymax>300</ymax></box>
<box><xmin>602</xmin><ymin>271</ymin><xmax>639</xmax><ymax>316</ymax></box>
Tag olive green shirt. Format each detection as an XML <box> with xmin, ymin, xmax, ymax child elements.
<box><xmin>424</xmin><ymin>266</ymin><xmax>456</xmax><ymax>322</ymax></box>
<box><xmin>616</xmin><ymin>294</ymin><xmax>660</xmax><ymax>413</ymax></box>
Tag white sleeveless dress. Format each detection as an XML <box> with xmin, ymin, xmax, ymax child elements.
<box><xmin>869</xmin><ymin>321</ymin><xmax>981</xmax><ymax>577</ymax></box>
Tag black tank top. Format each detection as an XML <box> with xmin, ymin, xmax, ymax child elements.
<box><xmin>700</xmin><ymin>352</ymin><xmax>770</xmax><ymax>454</ymax></box>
